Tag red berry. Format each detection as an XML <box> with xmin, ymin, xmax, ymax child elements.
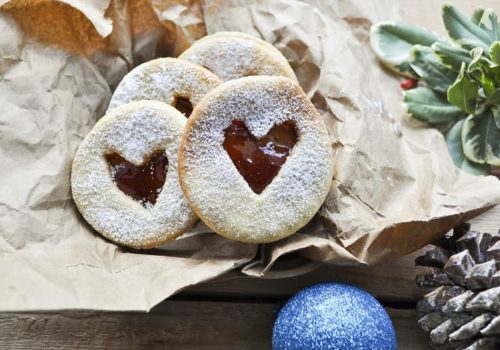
<box><xmin>400</xmin><ymin>79</ymin><xmax>418</xmax><ymax>90</ymax></box>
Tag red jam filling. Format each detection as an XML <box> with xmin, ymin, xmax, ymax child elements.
<box><xmin>223</xmin><ymin>120</ymin><xmax>297</xmax><ymax>194</ymax></box>
<box><xmin>174</xmin><ymin>97</ymin><xmax>193</xmax><ymax>117</ymax></box>
<box><xmin>106</xmin><ymin>151</ymin><xmax>168</xmax><ymax>206</ymax></box>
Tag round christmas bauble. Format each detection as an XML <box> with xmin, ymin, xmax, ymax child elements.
<box><xmin>272</xmin><ymin>283</ymin><xmax>396</xmax><ymax>350</ymax></box>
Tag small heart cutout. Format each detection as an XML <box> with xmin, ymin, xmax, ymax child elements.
<box><xmin>106</xmin><ymin>151</ymin><xmax>168</xmax><ymax>207</ymax></box>
<box><xmin>174</xmin><ymin>96</ymin><xmax>193</xmax><ymax>117</ymax></box>
<box><xmin>223</xmin><ymin>120</ymin><xmax>297</xmax><ymax>194</ymax></box>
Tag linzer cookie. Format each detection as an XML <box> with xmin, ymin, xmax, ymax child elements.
<box><xmin>178</xmin><ymin>76</ymin><xmax>334</xmax><ymax>243</ymax></box>
<box><xmin>71</xmin><ymin>101</ymin><xmax>196</xmax><ymax>249</ymax></box>
<box><xmin>107</xmin><ymin>58</ymin><xmax>221</xmax><ymax>116</ymax></box>
<box><xmin>179</xmin><ymin>32</ymin><xmax>297</xmax><ymax>82</ymax></box>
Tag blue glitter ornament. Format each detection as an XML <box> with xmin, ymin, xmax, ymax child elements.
<box><xmin>272</xmin><ymin>283</ymin><xmax>396</xmax><ymax>350</ymax></box>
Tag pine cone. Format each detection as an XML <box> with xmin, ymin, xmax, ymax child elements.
<box><xmin>415</xmin><ymin>223</ymin><xmax>500</xmax><ymax>350</ymax></box>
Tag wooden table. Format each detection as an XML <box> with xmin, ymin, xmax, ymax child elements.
<box><xmin>2</xmin><ymin>0</ymin><xmax>499</xmax><ymax>349</ymax></box>
<box><xmin>1</xmin><ymin>206</ymin><xmax>498</xmax><ymax>349</ymax></box>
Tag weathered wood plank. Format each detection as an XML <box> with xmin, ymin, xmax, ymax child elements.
<box><xmin>0</xmin><ymin>301</ymin><xmax>430</xmax><ymax>350</ymax></box>
<box><xmin>186</xmin><ymin>204</ymin><xmax>499</xmax><ymax>303</ymax></box>
<box><xmin>186</xmin><ymin>248</ymin><xmax>432</xmax><ymax>303</ymax></box>
<box><xmin>390</xmin><ymin>308</ymin><xmax>431</xmax><ymax>350</ymax></box>
<box><xmin>469</xmin><ymin>205</ymin><xmax>500</xmax><ymax>234</ymax></box>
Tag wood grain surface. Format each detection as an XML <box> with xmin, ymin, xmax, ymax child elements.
<box><xmin>0</xmin><ymin>302</ymin><xmax>428</xmax><ymax>350</ymax></box>
<box><xmin>469</xmin><ymin>205</ymin><xmax>500</xmax><ymax>234</ymax></box>
<box><xmin>185</xmin><ymin>207</ymin><xmax>500</xmax><ymax>302</ymax></box>
<box><xmin>186</xmin><ymin>248</ymin><xmax>433</xmax><ymax>302</ymax></box>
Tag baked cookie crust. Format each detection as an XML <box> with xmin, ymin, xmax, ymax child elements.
<box><xmin>179</xmin><ymin>76</ymin><xmax>334</xmax><ymax>243</ymax></box>
<box><xmin>179</xmin><ymin>31</ymin><xmax>297</xmax><ymax>82</ymax></box>
<box><xmin>72</xmin><ymin>101</ymin><xmax>197</xmax><ymax>249</ymax></box>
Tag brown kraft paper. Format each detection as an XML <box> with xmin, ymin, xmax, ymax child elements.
<box><xmin>0</xmin><ymin>0</ymin><xmax>499</xmax><ymax>311</ymax></box>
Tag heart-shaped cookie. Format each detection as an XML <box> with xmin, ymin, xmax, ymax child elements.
<box><xmin>223</xmin><ymin>120</ymin><xmax>297</xmax><ymax>194</ymax></box>
<box><xmin>179</xmin><ymin>32</ymin><xmax>298</xmax><ymax>82</ymax></box>
<box><xmin>107</xmin><ymin>151</ymin><xmax>168</xmax><ymax>206</ymax></box>
<box><xmin>106</xmin><ymin>58</ymin><xmax>221</xmax><ymax>115</ymax></box>
<box><xmin>179</xmin><ymin>76</ymin><xmax>334</xmax><ymax>243</ymax></box>
<box><xmin>72</xmin><ymin>101</ymin><xmax>197</xmax><ymax>249</ymax></box>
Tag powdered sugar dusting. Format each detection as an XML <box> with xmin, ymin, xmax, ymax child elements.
<box><xmin>107</xmin><ymin>58</ymin><xmax>221</xmax><ymax>113</ymax></box>
<box><xmin>180</xmin><ymin>76</ymin><xmax>334</xmax><ymax>243</ymax></box>
<box><xmin>179</xmin><ymin>32</ymin><xmax>297</xmax><ymax>82</ymax></box>
<box><xmin>72</xmin><ymin>101</ymin><xmax>196</xmax><ymax>248</ymax></box>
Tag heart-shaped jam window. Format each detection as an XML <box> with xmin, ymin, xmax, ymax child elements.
<box><xmin>106</xmin><ymin>151</ymin><xmax>168</xmax><ymax>207</ymax></box>
<box><xmin>174</xmin><ymin>96</ymin><xmax>193</xmax><ymax>117</ymax></box>
<box><xmin>223</xmin><ymin>120</ymin><xmax>297</xmax><ymax>194</ymax></box>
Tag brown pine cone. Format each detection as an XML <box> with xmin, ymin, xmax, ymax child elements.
<box><xmin>415</xmin><ymin>223</ymin><xmax>500</xmax><ymax>350</ymax></box>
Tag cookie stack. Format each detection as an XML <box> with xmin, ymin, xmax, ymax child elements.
<box><xmin>71</xmin><ymin>32</ymin><xmax>334</xmax><ymax>249</ymax></box>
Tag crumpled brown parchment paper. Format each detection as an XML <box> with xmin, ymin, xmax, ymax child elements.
<box><xmin>1</xmin><ymin>0</ymin><xmax>499</xmax><ymax>311</ymax></box>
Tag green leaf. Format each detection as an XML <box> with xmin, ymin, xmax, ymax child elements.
<box><xmin>466</xmin><ymin>47</ymin><xmax>484</xmax><ymax>79</ymax></box>
<box><xmin>488</xmin><ymin>64</ymin><xmax>500</xmax><ymax>86</ymax></box>
<box><xmin>370</xmin><ymin>21</ymin><xmax>440</xmax><ymax>77</ymax></box>
<box><xmin>403</xmin><ymin>87</ymin><xmax>466</xmax><ymax>125</ymax></box>
<box><xmin>479</xmin><ymin>9</ymin><xmax>499</xmax><ymax>42</ymax></box>
<box><xmin>445</xmin><ymin>119</ymin><xmax>491</xmax><ymax>175</ymax></box>
<box><xmin>462</xmin><ymin>112</ymin><xmax>500</xmax><ymax>165</ymax></box>
<box><xmin>490</xmin><ymin>41</ymin><xmax>500</xmax><ymax>64</ymax></box>
<box><xmin>469</xmin><ymin>47</ymin><xmax>484</xmax><ymax>65</ymax></box>
<box><xmin>442</xmin><ymin>4</ymin><xmax>492</xmax><ymax>51</ymax></box>
<box><xmin>488</xmin><ymin>89</ymin><xmax>500</xmax><ymax>104</ymax></box>
<box><xmin>447</xmin><ymin>62</ymin><xmax>480</xmax><ymax>114</ymax></box>
<box><xmin>467</xmin><ymin>47</ymin><xmax>498</xmax><ymax>97</ymax></box>
<box><xmin>432</xmin><ymin>41</ymin><xmax>471</xmax><ymax>71</ymax></box>
<box><xmin>409</xmin><ymin>45</ymin><xmax>458</xmax><ymax>93</ymax></box>
<box><xmin>471</xmin><ymin>8</ymin><xmax>485</xmax><ymax>25</ymax></box>
<box><xmin>492</xmin><ymin>105</ymin><xmax>500</xmax><ymax>129</ymax></box>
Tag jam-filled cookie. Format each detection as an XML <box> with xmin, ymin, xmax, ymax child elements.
<box><xmin>107</xmin><ymin>57</ymin><xmax>221</xmax><ymax>116</ymax></box>
<box><xmin>72</xmin><ymin>100</ymin><xmax>196</xmax><ymax>249</ymax></box>
<box><xmin>179</xmin><ymin>76</ymin><xmax>334</xmax><ymax>243</ymax></box>
<box><xmin>179</xmin><ymin>31</ymin><xmax>297</xmax><ymax>82</ymax></box>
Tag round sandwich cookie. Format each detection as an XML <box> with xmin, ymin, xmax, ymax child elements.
<box><xmin>179</xmin><ymin>31</ymin><xmax>297</xmax><ymax>82</ymax></box>
<box><xmin>178</xmin><ymin>76</ymin><xmax>334</xmax><ymax>243</ymax></box>
<box><xmin>107</xmin><ymin>57</ymin><xmax>222</xmax><ymax>117</ymax></box>
<box><xmin>72</xmin><ymin>101</ymin><xmax>197</xmax><ymax>249</ymax></box>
